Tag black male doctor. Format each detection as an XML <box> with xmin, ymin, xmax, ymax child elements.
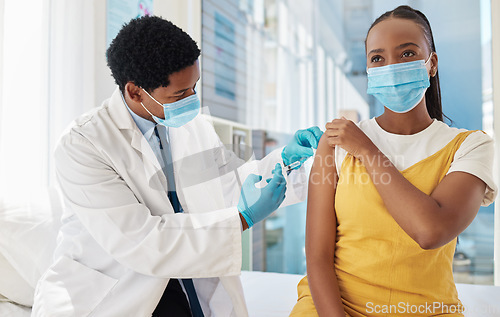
<box><xmin>32</xmin><ymin>16</ymin><xmax>322</xmax><ymax>317</ymax></box>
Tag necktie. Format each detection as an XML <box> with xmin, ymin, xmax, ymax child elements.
<box><xmin>153</xmin><ymin>125</ymin><xmax>205</xmax><ymax>317</ymax></box>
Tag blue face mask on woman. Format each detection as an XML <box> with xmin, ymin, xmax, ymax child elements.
<box><xmin>366</xmin><ymin>54</ymin><xmax>432</xmax><ymax>113</ymax></box>
<box><xmin>140</xmin><ymin>89</ymin><xmax>200</xmax><ymax>128</ymax></box>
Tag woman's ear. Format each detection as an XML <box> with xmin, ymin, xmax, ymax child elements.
<box><xmin>429</xmin><ymin>52</ymin><xmax>438</xmax><ymax>77</ymax></box>
<box><xmin>125</xmin><ymin>82</ymin><xmax>143</xmax><ymax>103</ymax></box>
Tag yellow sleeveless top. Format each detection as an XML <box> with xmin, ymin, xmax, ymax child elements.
<box><xmin>291</xmin><ymin>130</ymin><xmax>477</xmax><ymax>317</ymax></box>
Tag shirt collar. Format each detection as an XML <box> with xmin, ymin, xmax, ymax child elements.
<box><xmin>121</xmin><ymin>92</ymin><xmax>156</xmax><ymax>139</ymax></box>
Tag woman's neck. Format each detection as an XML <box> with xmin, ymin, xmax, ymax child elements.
<box><xmin>375</xmin><ymin>103</ymin><xmax>434</xmax><ymax>135</ymax></box>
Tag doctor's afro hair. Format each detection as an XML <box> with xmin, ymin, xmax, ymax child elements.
<box><xmin>106</xmin><ymin>16</ymin><xmax>201</xmax><ymax>92</ymax></box>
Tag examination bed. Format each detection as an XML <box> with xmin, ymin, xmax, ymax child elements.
<box><xmin>1</xmin><ymin>192</ymin><xmax>500</xmax><ymax>317</ymax></box>
<box><xmin>1</xmin><ymin>271</ymin><xmax>500</xmax><ymax>316</ymax></box>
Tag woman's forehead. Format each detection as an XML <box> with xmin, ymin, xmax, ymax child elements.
<box><xmin>366</xmin><ymin>18</ymin><xmax>428</xmax><ymax>52</ymax></box>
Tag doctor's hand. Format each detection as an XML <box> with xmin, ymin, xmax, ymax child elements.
<box><xmin>282</xmin><ymin>126</ymin><xmax>323</xmax><ymax>169</ymax></box>
<box><xmin>324</xmin><ymin>117</ymin><xmax>378</xmax><ymax>162</ymax></box>
<box><xmin>238</xmin><ymin>163</ymin><xmax>287</xmax><ymax>229</ymax></box>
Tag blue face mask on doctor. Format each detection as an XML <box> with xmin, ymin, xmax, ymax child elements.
<box><xmin>366</xmin><ymin>54</ymin><xmax>433</xmax><ymax>113</ymax></box>
<box><xmin>140</xmin><ymin>88</ymin><xmax>201</xmax><ymax>128</ymax></box>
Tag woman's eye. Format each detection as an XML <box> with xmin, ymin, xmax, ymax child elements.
<box><xmin>402</xmin><ymin>51</ymin><xmax>415</xmax><ymax>58</ymax></box>
<box><xmin>371</xmin><ymin>55</ymin><xmax>382</xmax><ymax>63</ymax></box>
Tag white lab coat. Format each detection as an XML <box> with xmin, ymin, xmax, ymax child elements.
<box><xmin>32</xmin><ymin>88</ymin><xmax>307</xmax><ymax>317</ymax></box>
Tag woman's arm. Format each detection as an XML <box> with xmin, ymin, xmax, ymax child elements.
<box><xmin>361</xmin><ymin>151</ymin><xmax>485</xmax><ymax>249</ymax></box>
<box><xmin>306</xmin><ymin>135</ymin><xmax>345</xmax><ymax>316</ymax></box>
<box><xmin>324</xmin><ymin>118</ymin><xmax>486</xmax><ymax>250</ymax></box>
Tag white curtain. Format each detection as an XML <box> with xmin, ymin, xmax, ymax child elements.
<box><xmin>0</xmin><ymin>0</ymin><xmax>4</xmax><ymax>151</ymax></box>
<box><xmin>47</xmin><ymin>0</ymin><xmax>96</xmax><ymax>183</ymax></box>
<box><xmin>0</xmin><ymin>0</ymin><xmax>94</xmax><ymax>204</ymax></box>
<box><xmin>0</xmin><ymin>0</ymin><xmax>49</xmax><ymax>202</ymax></box>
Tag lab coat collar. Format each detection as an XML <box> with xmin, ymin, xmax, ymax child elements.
<box><xmin>108</xmin><ymin>87</ymin><xmax>138</xmax><ymax>131</ymax></box>
<box><xmin>122</xmin><ymin>92</ymin><xmax>156</xmax><ymax>137</ymax></box>
<box><xmin>108</xmin><ymin>87</ymin><xmax>164</xmax><ymax>178</ymax></box>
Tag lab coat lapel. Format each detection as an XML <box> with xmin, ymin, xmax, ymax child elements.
<box><xmin>131</xmin><ymin>131</ymin><xmax>169</xmax><ymax>191</ymax></box>
<box><xmin>108</xmin><ymin>87</ymin><xmax>168</xmax><ymax>195</ymax></box>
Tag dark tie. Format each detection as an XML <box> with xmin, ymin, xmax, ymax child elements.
<box><xmin>153</xmin><ymin>125</ymin><xmax>204</xmax><ymax>317</ymax></box>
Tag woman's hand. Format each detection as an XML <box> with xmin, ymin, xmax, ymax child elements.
<box><xmin>324</xmin><ymin>117</ymin><xmax>378</xmax><ymax>161</ymax></box>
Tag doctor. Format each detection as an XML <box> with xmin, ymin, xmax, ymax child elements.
<box><xmin>32</xmin><ymin>16</ymin><xmax>321</xmax><ymax>317</ymax></box>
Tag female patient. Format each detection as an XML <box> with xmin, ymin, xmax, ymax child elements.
<box><xmin>290</xmin><ymin>5</ymin><xmax>497</xmax><ymax>317</ymax></box>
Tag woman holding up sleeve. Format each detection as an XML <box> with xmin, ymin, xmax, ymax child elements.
<box><xmin>290</xmin><ymin>5</ymin><xmax>497</xmax><ymax>317</ymax></box>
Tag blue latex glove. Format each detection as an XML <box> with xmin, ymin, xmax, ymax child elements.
<box><xmin>238</xmin><ymin>163</ymin><xmax>287</xmax><ymax>228</ymax></box>
<box><xmin>282</xmin><ymin>126</ymin><xmax>323</xmax><ymax>167</ymax></box>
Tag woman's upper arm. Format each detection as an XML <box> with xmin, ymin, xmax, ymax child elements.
<box><xmin>306</xmin><ymin>135</ymin><xmax>339</xmax><ymax>265</ymax></box>
<box><xmin>427</xmin><ymin>172</ymin><xmax>486</xmax><ymax>247</ymax></box>
<box><xmin>447</xmin><ymin>132</ymin><xmax>497</xmax><ymax>205</ymax></box>
<box><xmin>427</xmin><ymin>133</ymin><xmax>495</xmax><ymax>248</ymax></box>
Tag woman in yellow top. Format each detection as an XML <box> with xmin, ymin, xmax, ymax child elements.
<box><xmin>290</xmin><ymin>5</ymin><xmax>497</xmax><ymax>317</ymax></box>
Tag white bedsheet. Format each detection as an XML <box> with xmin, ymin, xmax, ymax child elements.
<box><xmin>240</xmin><ymin>271</ymin><xmax>500</xmax><ymax>317</ymax></box>
<box><xmin>2</xmin><ymin>271</ymin><xmax>499</xmax><ymax>316</ymax></box>
<box><xmin>0</xmin><ymin>296</ymin><xmax>30</xmax><ymax>317</ymax></box>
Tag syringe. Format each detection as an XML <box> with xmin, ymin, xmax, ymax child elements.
<box><xmin>285</xmin><ymin>161</ymin><xmax>301</xmax><ymax>175</ymax></box>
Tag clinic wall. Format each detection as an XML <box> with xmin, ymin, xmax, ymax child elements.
<box><xmin>422</xmin><ymin>0</ymin><xmax>483</xmax><ymax>131</ymax></box>
<box><xmin>371</xmin><ymin>0</ymin><xmax>421</xmax><ymax>20</ymax></box>
<box><xmin>201</xmin><ymin>0</ymin><xmax>248</xmax><ymax>123</ymax></box>
<box><xmin>155</xmin><ymin>0</ymin><xmax>202</xmax><ymax>44</ymax></box>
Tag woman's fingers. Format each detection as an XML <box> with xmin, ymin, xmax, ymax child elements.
<box><xmin>324</xmin><ymin>128</ymin><xmax>340</xmax><ymax>137</ymax></box>
<box><xmin>324</xmin><ymin>118</ymin><xmax>357</xmax><ymax>149</ymax></box>
<box><xmin>325</xmin><ymin>118</ymin><xmax>350</xmax><ymax>130</ymax></box>
<box><xmin>326</xmin><ymin>135</ymin><xmax>340</xmax><ymax>147</ymax></box>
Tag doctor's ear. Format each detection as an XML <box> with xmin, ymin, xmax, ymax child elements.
<box><xmin>124</xmin><ymin>82</ymin><xmax>143</xmax><ymax>103</ymax></box>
